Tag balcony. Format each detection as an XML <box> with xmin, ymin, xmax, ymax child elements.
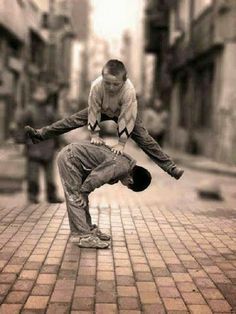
<box><xmin>171</xmin><ymin>5</ymin><xmax>224</xmax><ymax>70</ymax></box>
<box><xmin>192</xmin><ymin>6</ymin><xmax>217</xmax><ymax>56</ymax></box>
<box><xmin>144</xmin><ymin>10</ymin><xmax>168</xmax><ymax>53</ymax></box>
<box><xmin>0</xmin><ymin>0</ymin><xmax>27</xmax><ymax>42</ymax></box>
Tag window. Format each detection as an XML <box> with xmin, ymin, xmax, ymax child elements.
<box><xmin>195</xmin><ymin>63</ymin><xmax>214</xmax><ymax>128</ymax></box>
<box><xmin>8</xmin><ymin>40</ymin><xmax>22</xmax><ymax>59</ymax></box>
<box><xmin>179</xmin><ymin>75</ymin><xmax>188</xmax><ymax>128</ymax></box>
<box><xmin>177</xmin><ymin>0</ymin><xmax>191</xmax><ymax>33</ymax></box>
<box><xmin>29</xmin><ymin>31</ymin><xmax>45</xmax><ymax>67</ymax></box>
<box><xmin>169</xmin><ymin>0</ymin><xmax>191</xmax><ymax>45</ymax></box>
<box><xmin>194</xmin><ymin>0</ymin><xmax>213</xmax><ymax>19</ymax></box>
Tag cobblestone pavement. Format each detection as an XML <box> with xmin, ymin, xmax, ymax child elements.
<box><xmin>0</xmin><ymin>143</ymin><xmax>236</xmax><ymax>313</ymax></box>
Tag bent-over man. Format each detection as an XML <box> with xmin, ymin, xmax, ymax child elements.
<box><xmin>57</xmin><ymin>140</ymin><xmax>152</xmax><ymax>249</ymax></box>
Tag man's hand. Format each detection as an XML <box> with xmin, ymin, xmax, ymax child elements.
<box><xmin>111</xmin><ymin>143</ymin><xmax>124</xmax><ymax>155</ymax></box>
<box><xmin>25</xmin><ymin>126</ymin><xmax>43</xmax><ymax>144</ymax></box>
<box><xmin>77</xmin><ymin>193</ymin><xmax>88</xmax><ymax>208</ymax></box>
<box><xmin>90</xmin><ymin>136</ymin><xmax>105</xmax><ymax>146</ymax></box>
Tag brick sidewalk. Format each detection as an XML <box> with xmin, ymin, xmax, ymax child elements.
<box><xmin>0</xmin><ymin>146</ymin><xmax>236</xmax><ymax>313</ymax></box>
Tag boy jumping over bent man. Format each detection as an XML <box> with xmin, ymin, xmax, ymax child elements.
<box><xmin>57</xmin><ymin>140</ymin><xmax>152</xmax><ymax>248</ymax></box>
<box><xmin>25</xmin><ymin>59</ymin><xmax>184</xmax><ymax>179</ymax></box>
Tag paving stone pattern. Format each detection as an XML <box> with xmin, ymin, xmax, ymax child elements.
<box><xmin>0</xmin><ymin>145</ymin><xmax>236</xmax><ymax>313</ymax></box>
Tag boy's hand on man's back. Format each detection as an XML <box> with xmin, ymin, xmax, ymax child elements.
<box><xmin>90</xmin><ymin>136</ymin><xmax>105</xmax><ymax>146</ymax></box>
<box><xmin>111</xmin><ymin>143</ymin><xmax>124</xmax><ymax>155</ymax></box>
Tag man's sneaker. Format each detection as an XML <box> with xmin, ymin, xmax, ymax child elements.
<box><xmin>91</xmin><ymin>226</ymin><xmax>111</xmax><ymax>241</ymax></box>
<box><xmin>170</xmin><ymin>167</ymin><xmax>184</xmax><ymax>180</ymax></box>
<box><xmin>70</xmin><ymin>233</ymin><xmax>93</xmax><ymax>243</ymax></box>
<box><xmin>78</xmin><ymin>235</ymin><xmax>109</xmax><ymax>249</ymax></box>
<box><xmin>70</xmin><ymin>235</ymin><xmax>82</xmax><ymax>243</ymax></box>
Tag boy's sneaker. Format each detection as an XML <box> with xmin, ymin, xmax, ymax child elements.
<box><xmin>78</xmin><ymin>235</ymin><xmax>109</xmax><ymax>249</ymax></box>
<box><xmin>47</xmin><ymin>196</ymin><xmax>64</xmax><ymax>204</ymax></box>
<box><xmin>25</xmin><ymin>126</ymin><xmax>43</xmax><ymax>144</ymax></box>
<box><xmin>28</xmin><ymin>196</ymin><xmax>39</xmax><ymax>204</ymax></box>
<box><xmin>91</xmin><ymin>226</ymin><xmax>111</xmax><ymax>241</ymax></box>
<box><xmin>170</xmin><ymin>167</ymin><xmax>184</xmax><ymax>180</ymax></box>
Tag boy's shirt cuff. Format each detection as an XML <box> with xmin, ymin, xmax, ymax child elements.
<box><xmin>90</xmin><ymin>131</ymin><xmax>100</xmax><ymax>139</ymax></box>
<box><xmin>118</xmin><ymin>139</ymin><xmax>126</xmax><ymax>147</ymax></box>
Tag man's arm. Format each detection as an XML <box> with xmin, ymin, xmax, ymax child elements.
<box><xmin>80</xmin><ymin>158</ymin><xmax>130</xmax><ymax>194</ymax></box>
<box><xmin>112</xmin><ymin>88</ymin><xmax>137</xmax><ymax>154</ymax></box>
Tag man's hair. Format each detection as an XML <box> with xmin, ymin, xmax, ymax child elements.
<box><xmin>129</xmin><ymin>165</ymin><xmax>152</xmax><ymax>192</ymax></box>
<box><xmin>102</xmin><ymin>59</ymin><xmax>127</xmax><ymax>81</ymax></box>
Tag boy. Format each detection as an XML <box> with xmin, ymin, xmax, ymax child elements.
<box><xmin>17</xmin><ymin>85</ymin><xmax>62</xmax><ymax>203</ymax></box>
<box><xmin>25</xmin><ymin>60</ymin><xmax>183</xmax><ymax>179</ymax></box>
<box><xmin>57</xmin><ymin>140</ymin><xmax>152</xmax><ymax>249</ymax></box>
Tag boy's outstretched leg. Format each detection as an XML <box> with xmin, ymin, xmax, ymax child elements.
<box><xmin>131</xmin><ymin>114</ymin><xmax>184</xmax><ymax>179</ymax></box>
<box><xmin>25</xmin><ymin>108</ymin><xmax>89</xmax><ymax>142</ymax></box>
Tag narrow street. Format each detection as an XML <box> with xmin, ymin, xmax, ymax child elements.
<box><xmin>0</xmin><ymin>142</ymin><xmax>236</xmax><ymax>313</ymax></box>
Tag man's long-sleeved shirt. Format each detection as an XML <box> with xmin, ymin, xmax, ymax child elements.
<box><xmin>64</xmin><ymin>141</ymin><xmax>136</xmax><ymax>194</ymax></box>
<box><xmin>88</xmin><ymin>76</ymin><xmax>138</xmax><ymax>144</ymax></box>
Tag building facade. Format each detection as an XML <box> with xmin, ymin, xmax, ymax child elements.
<box><xmin>0</xmin><ymin>0</ymin><xmax>77</xmax><ymax>142</ymax></box>
<box><xmin>0</xmin><ymin>0</ymin><xmax>48</xmax><ymax>142</ymax></box>
<box><xmin>145</xmin><ymin>0</ymin><xmax>236</xmax><ymax>163</ymax></box>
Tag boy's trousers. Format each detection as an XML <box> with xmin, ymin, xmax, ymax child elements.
<box><xmin>57</xmin><ymin>145</ymin><xmax>92</xmax><ymax>235</ymax></box>
<box><xmin>42</xmin><ymin>108</ymin><xmax>175</xmax><ymax>173</ymax></box>
<box><xmin>27</xmin><ymin>158</ymin><xmax>56</xmax><ymax>201</ymax></box>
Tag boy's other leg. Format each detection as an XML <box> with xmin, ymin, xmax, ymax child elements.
<box><xmin>43</xmin><ymin>159</ymin><xmax>63</xmax><ymax>203</ymax></box>
<box><xmin>131</xmin><ymin>114</ymin><xmax>183</xmax><ymax>179</ymax></box>
<box><xmin>27</xmin><ymin>159</ymin><xmax>40</xmax><ymax>203</ymax></box>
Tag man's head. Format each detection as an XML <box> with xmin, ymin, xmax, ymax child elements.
<box><xmin>32</xmin><ymin>85</ymin><xmax>48</xmax><ymax>103</ymax></box>
<box><xmin>120</xmin><ymin>165</ymin><xmax>152</xmax><ymax>192</ymax></box>
<box><xmin>102</xmin><ymin>59</ymin><xmax>127</xmax><ymax>96</ymax></box>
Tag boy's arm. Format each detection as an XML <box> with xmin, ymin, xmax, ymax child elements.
<box><xmin>112</xmin><ymin>89</ymin><xmax>137</xmax><ymax>154</ymax></box>
<box><xmin>88</xmin><ymin>85</ymin><xmax>103</xmax><ymax>143</ymax></box>
<box><xmin>80</xmin><ymin>158</ymin><xmax>130</xmax><ymax>194</ymax></box>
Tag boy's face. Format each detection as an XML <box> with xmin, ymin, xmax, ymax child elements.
<box><xmin>102</xmin><ymin>70</ymin><xmax>125</xmax><ymax>96</ymax></box>
<box><xmin>33</xmin><ymin>87</ymin><xmax>47</xmax><ymax>103</ymax></box>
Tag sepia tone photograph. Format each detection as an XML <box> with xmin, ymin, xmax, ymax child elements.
<box><xmin>0</xmin><ymin>0</ymin><xmax>236</xmax><ymax>312</ymax></box>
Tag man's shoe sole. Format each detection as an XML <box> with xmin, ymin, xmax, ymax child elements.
<box><xmin>77</xmin><ymin>236</ymin><xmax>110</xmax><ymax>249</ymax></box>
<box><xmin>78</xmin><ymin>242</ymin><xmax>109</xmax><ymax>249</ymax></box>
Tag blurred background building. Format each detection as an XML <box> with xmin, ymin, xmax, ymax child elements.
<box><xmin>1</xmin><ymin>0</ymin><xmax>236</xmax><ymax>195</ymax></box>
<box><xmin>0</xmin><ymin>0</ymin><xmax>81</xmax><ymax>142</ymax></box>
<box><xmin>0</xmin><ymin>0</ymin><xmax>90</xmax><ymax>192</ymax></box>
<box><xmin>144</xmin><ymin>0</ymin><xmax>236</xmax><ymax>163</ymax></box>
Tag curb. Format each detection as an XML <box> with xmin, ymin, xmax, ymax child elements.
<box><xmin>172</xmin><ymin>156</ymin><xmax>236</xmax><ymax>177</ymax></box>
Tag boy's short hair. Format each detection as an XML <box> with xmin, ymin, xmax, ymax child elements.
<box><xmin>129</xmin><ymin>165</ymin><xmax>152</xmax><ymax>192</ymax></box>
<box><xmin>102</xmin><ymin>59</ymin><xmax>127</xmax><ymax>81</ymax></box>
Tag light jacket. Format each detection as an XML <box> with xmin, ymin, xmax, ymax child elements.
<box><xmin>62</xmin><ymin>141</ymin><xmax>136</xmax><ymax>194</ymax></box>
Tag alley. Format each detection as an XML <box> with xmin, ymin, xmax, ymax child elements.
<box><xmin>0</xmin><ymin>143</ymin><xmax>236</xmax><ymax>313</ymax></box>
